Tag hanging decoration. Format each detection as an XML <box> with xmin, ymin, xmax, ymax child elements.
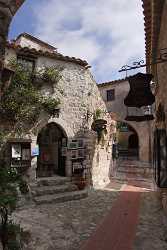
<box><xmin>123</xmin><ymin>73</ymin><xmax>155</xmax><ymax>122</ymax></box>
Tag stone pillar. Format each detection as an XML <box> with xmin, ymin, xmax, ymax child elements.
<box><xmin>27</xmin><ymin>137</ymin><xmax>37</xmax><ymax>182</ymax></box>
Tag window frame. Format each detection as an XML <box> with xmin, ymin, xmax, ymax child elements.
<box><xmin>17</xmin><ymin>55</ymin><xmax>36</xmax><ymax>74</ymax></box>
<box><xmin>106</xmin><ymin>89</ymin><xmax>115</xmax><ymax>102</ymax></box>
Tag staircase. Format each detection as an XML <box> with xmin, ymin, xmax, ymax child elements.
<box><xmin>30</xmin><ymin>176</ymin><xmax>88</xmax><ymax>205</ymax></box>
<box><xmin>112</xmin><ymin>159</ymin><xmax>153</xmax><ymax>185</ymax></box>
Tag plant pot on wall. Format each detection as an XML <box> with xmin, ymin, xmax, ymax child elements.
<box><xmin>75</xmin><ymin>177</ymin><xmax>87</xmax><ymax>190</ymax></box>
<box><xmin>91</xmin><ymin>119</ymin><xmax>107</xmax><ymax>144</ymax></box>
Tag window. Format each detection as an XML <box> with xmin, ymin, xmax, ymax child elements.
<box><xmin>17</xmin><ymin>56</ymin><xmax>35</xmax><ymax>73</ymax></box>
<box><xmin>106</xmin><ymin>89</ymin><xmax>115</xmax><ymax>101</ymax></box>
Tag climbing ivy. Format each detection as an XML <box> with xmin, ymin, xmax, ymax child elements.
<box><xmin>0</xmin><ymin>59</ymin><xmax>62</xmax><ymax>136</ymax></box>
<box><xmin>36</xmin><ymin>65</ymin><xmax>63</xmax><ymax>83</ymax></box>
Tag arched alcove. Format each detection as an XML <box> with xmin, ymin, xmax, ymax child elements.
<box><xmin>37</xmin><ymin>122</ymin><xmax>67</xmax><ymax>177</ymax></box>
<box><xmin>117</xmin><ymin>121</ymin><xmax>139</xmax><ymax>159</ymax></box>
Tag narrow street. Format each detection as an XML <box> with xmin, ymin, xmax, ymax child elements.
<box><xmin>14</xmin><ymin>160</ymin><xmax>167</xmax><ymax>250</ymax></box>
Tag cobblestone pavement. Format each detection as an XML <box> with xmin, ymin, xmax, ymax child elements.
<box><xmin>13</xmin><ymin>171</ymin><xmax>167</xmax><ymax>250</ymax></box>
<box><xmin>134</xmin><ymin>192</ymin><xmax>167</xmax><ymax>250</ymax></box>
<box><xmin>13</xmin><ymin>187</ymin><xmax>119</xmax><ymax>250</ymax></box>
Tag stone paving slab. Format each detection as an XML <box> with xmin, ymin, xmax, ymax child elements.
<box><xmin>13</xmin><ymin>188</ymin><xmax>119</xmax><ymax>250</ymax></box>
<box><xmin>12</xmin><ymin>174</ymin><xmax>167</xmax><ymax>250</ymax></box>
<box><xmin>134</xmin><ymin>192</ymin><xmax>167</xmax><ymax>250</ymax></box>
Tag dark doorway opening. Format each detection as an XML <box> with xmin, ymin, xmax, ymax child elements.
<box><xmin>128</xmin><ymin>134</ymin><xmax>139</xmax><ymax>149</ymax></box>
<box><xmin>117</xmin><ymin>122</ymin><xmax>139</xmax><ymax>159</ymax></box>
<box><xmin>37</xmin><ymin>122</ymin><xmax>67</xmax><ymax>178</ymax></box>
<box><xmin>128</xmin><ymin>133</ymin><xmax>139</xmax><ymax>158</ymax></box>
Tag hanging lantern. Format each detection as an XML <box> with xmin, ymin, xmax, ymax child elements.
<box><xmin>124</xmin><ymin>73</ymin><xmax>155</xmax><ymax>122</ymax></box>
<box><xmin>124</xmin><ymin>72</ymin><xmax>155</xmax><ymax>107</ymax></box>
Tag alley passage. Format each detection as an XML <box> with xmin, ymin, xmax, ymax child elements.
<box><xmin>13</xmin><ymin>160</ymin><xmax>167</xmax><ymax>250</ymax></box>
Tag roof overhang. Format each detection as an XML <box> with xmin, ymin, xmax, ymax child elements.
<box><xmin>142</xmin><ymin>0</ymin><xmax>165</xmax><ymax>70</ymax></box>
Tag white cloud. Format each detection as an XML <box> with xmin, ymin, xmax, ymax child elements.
<box><xmin>33</xmin><ymin>0</ymin><xmax>145</xmax><ymax>82</ymax></box>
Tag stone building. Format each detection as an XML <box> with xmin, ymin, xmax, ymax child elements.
<box><xmin>2</xmin><ymin>33</ymin><xmax>115</xmax><ymax>189</ymax></box>
<box><xmin>142</xmin><ymin>0</ymin><xmax>167</xmax><ymax>210</ymax></box>
<box><xmin>98</xmin><ymin>79</ymin><xmax>151</xmax><ymax>163</ymax></box>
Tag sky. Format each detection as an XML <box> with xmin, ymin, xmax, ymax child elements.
<box><xmin>8</xmin><ymin>0</ymin><xmax>145</xmax><ymax>83</ymax></box>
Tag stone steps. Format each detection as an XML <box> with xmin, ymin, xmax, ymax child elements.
<box><xmin>117</xmin><ymin>168</ymin><xmax>153</xmax><ymax>175</ymax></box>
<box><xmin>35</xmin><ymin>176</ymin><xmax>71</xmax><ymax>187</ymax></box>
<box><xmin>114</xmin><ymin>160</ymin><xmax>153</xmax><ymax>182</ymax></box>
<box><xmin>117</xmin><ymin>162</ymin><xmax>151</xmax><ymax>168</ymax></box>
<box><xmin>34</xmin><ymin>190</ymin><xmax>88</xmax><ymax>205</ymax></box>
<box><xmin>30</xmin><ymin>175</ymin><xmax>88</xmax><ymax>205</ymax></box>
<box><xmin>111</xmin><ymin>176</ymin><xmax>152</xmax><ymax>183</ymax></box>
<box><xmin>31</xmin><ymin>184</ymin><xmax>78</xmax><ymax>197</ymax></box>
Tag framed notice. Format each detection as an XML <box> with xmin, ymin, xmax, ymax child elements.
<box><xmin>68</xmin><ymin>140</ymin><xmax>78</xmax><ymax>149</ymax></box>
<box><xmin>62</xmin><ymin>147</ymin><xmax>67</xmax><ymax>156</ymax></box>
<box><xmin>71</xmin><ymin>150</ymin><xmax>78</xmax><ymax>159</ymax></box>
<box><xmin>12</xmin><ymin>144</ymin><xmax>21</xmax><ymax>158</ymax></box>
<box><xmin>22</xmin><ymin>148</ymin><xmax>31</xmax><ymax>160</ymax></box>
<box><xmin>31</xmin><ymin>145</ymin><xmax>39</xmax><ymax>157</ymax></box>
<box><xmin>78</xmin><ymin>149</ymin><xmax>84</xmax><ymax>159</ymax></box>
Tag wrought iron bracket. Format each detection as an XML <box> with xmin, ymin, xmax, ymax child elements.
<box><xmin>119</xmin><ymin>48</ymin><xmax>167</xmax><ymax>76</ymax></box>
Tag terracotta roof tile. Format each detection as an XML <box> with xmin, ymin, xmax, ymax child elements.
<box><xmin>142</xmin><ymin>0</ymin><xmax>165</xmax><ymax>68</ymax></box>
<box><xmin>6</xmin><ymin>42</ymin><xmax>89</xmax><ymax>68</ymax></box>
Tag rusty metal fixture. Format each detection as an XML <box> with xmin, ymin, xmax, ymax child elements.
<box><xmin>124</xmin><ymin>73</ymin><xmax>155</xmax><ymax>108</ymax></box>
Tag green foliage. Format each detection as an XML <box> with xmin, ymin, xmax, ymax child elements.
<box><xmin>0</xmin><ymin>167</ymin><xmax>28</xmax><ymax>249</ymax></box>
<box><xmin>2</xmin><ymin>221</ymin><xmax>23</xmax><ymax>250</ymax></box>
<box><xmin>93</xmin><ymin>108</ymin><xmax>103</xmax><ymax>120</ymax></box>
<box><xmin>0</xmin><ymin>168</ymin><xmax>19</xmax><ymax>211</ymax></box>
<box><xmin>18</xmin><ymin>179</ymin><xmax>29</xmax><ymax>194</ymax></box>
<box><xmin>42</xmin><ymin>97</ymin><xmax>60</xmax><ymax>116</ymax></box>
<box><xmin>36</xmin><ymin>65</ymin><xmax>63</xmax><ymax>83</ymax></box>
<box><xmin>0</xmin><ymin>60</ymin><xmax>61</xmax><ymax>135</ymax></box>
<box><xmin>97</xmin><ymin>127</ymin><xmax>107</xmax><ymax>145</ymax></box>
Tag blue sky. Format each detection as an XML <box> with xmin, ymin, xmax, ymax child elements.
<box><xmin>9</xmin><ymin>0</ymin><xmax>145</xmax><ymax>83</ymax></box>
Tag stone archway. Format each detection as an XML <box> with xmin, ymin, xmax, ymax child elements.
<box><xmin>117</xmin><ymin>121</ymin><xmax>139</xmax><ymax>159</ymax></box>
<box><xmin>37</xmin><ymin>122</ymin><xmax>67</xmax><ymax>178</ymax></box>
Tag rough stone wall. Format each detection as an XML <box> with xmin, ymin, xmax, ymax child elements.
<box><xmin>98</xmin><ymin>81</ymin><xmax>151</xmax><ymax>162</ymax></box>
<box><xmin>5</xmin><ymin>46</ymin><xmax>115</xmax><ymax>188</ymax></box>
<box><xmin>150</xmin><ymin>0</ymin><xmax>167</xmax><ymax>211</ymax></box>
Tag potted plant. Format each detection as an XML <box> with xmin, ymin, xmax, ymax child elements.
<box><xmin>75</xmin><ymin>176</ymin><xmax>87</xmax><ymax>190</ymax></box>
<box><xmin>91</xmin><ymin>108</ymin><xmax>107</xmax><ymax>143</ymax></box>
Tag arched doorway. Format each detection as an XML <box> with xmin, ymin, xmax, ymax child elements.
<box><xmin>128</xmin><ymin>134</ymin><xmax>138</xmax><ymax>149</ymax></box>
<box><xmin>37</xmin><ymin>122</ymin><xmax>67</xmax><ymax>178</ymax></box>
<box><xmin>117</xmin><ymin>121</ymin><xmax>139</xmax><ymax>159</ymax></box>
<box><xmin>128</xmin><ymin>133</ymin><xmax>139</xmax><ymax>158</ymax></box>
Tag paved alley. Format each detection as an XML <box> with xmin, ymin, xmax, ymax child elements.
<box><xmin>13</xmin><ymin>160</ymin><xmax>167</xmax><ymax>250</ymax></box>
